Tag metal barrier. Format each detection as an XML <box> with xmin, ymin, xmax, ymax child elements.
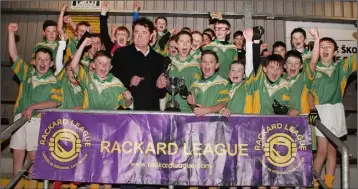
<box><xmin>314</xmin><ymin>119</ymin><xmax>350</xmax><ymax>189</ymax></box>
<box><xmin>4</xmin><ymin>161</ymin><xmax>34</xmax><ymax>189</ymax></box>
<box><xmin>313</xmin><ymin>170</ymin><xmax>328</xmax><ymax>189</ymax></box>
<box><xmin>1</xmin><ymin>116</ymin><xmax>28</xmax><ymax>142</ymax></box>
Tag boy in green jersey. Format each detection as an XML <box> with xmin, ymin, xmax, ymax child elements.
<box><xmin>8</xmin><ymin>23</ymin><xmax>62</xmax><ymax>189</ymax></box>
<box><xmin>203</xmin><ymin>20</ymin><xmax>238</xmax><ymax>79</ymax></box>
<box><xmin>291</xmin><ymin>28</ymin><xmax>311</xmax><ymax>62</ymax></box>
<box><xmin>309</xmin><ymin>37</ymin><xmax>357</xmax><ymax>189</ymax></box>
<box><xmin>284</xmin><ymin>28</ymin><xmax>320</xmax><ymax>115</ymax></box>
<box><xmin>31</xmin><ymin>20</ymin><xmax>59</xmax><ymax>64</ymax></box>
<box><xmin>251</xmin><ymin>54</ymin><xmax>291</xmax><ymax>115</ymax></box>
<box><xmin>54</xmin><ymin>34</ymin><xmax>84</xmax><ymax>110</ymax></box>
<box><xmin>282</xmin><ymin>28</ymin><xmax>320</xmax><ymax>160</ymax></box>
<box><xmin>190</xmin><ymin>31</ymin><xmax>203</xmax><ymax>60</ymax></box>
<box><xmin>58</xmin><ymin>4</ymin><xmax>91</xmax><ymax>64</ymax></box>
<box><xmin>168</xmin><ymin>31</ymin><xmax>201</xmax><ymax>112</ymax></box>
<box><xmin>187</xmin><ymin>50</ymin><xmax>230</xmax><ymax>116</ymax></box>
<box><xmin>70</xmin><ymin>38</ymin><xmax>133</xmax><ymax>111</ymax></box>
<box><xmin>220</xmin><ymin>28</ymin><xmax>254</xmax><ymax>116</ymax></box>
<box><xmin>80</xmin><ymin>33</ymin><xmax>104</xmax><ymax>71</ymax></box>
<box><xmin>272</xmin><ymin>41</ymin><xmax>286</xmax><ymax>58</ymax></box>
<box><xmin>70</xmin><ymin>38</ymin><xmax>133</xmax><ymax>189</ymax></box>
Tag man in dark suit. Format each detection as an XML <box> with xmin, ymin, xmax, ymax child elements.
<box><xmin>112</xmin><ymin>17</ymin><xmax>167</xmax><ymax>111</ymax></box>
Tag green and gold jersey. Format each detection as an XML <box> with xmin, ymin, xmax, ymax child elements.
<box><xmin>227</xmin><ymin>81</ymin><xmax>253</xmax><ymax>114</ymax></box>
<box><xmin>203</xmin><ymin>40</ymin><xmax>238</xmax><ymax>79</ymax></box>
<box><xmin>64</xmin><ymin>37</ymin><xmax>79</xmax><ymax>64</ymax></box>
<box><xmin>169</xmin><ymin>55</ymin><xmax>201</xmax><ymax>112</ymax></box>
<box><xmin>32</xmin><ymin>40</ymin><xmax>59</xmax><ymax>61</ymax></box>
<box><xmin>301</xmin><ymin>49</ymin><xmax>312</xmax><ymax>63</ymax></box>
<box><xmin>190</xmin><ymin>73</ymin><xmax>230</xmax><ymax>108</ymax></box>
<box><xmin>80</xmin><ymin>53</ymin><xmax>92</xmax><ymax>72</ymax></box>
<box><xmin>190</xmin><ymin>49</ymin><xmax>202</xmax><ymax>61</ymax></box>
<box><xmin>56</xmin><ymin>68</ymin><xmax>84</xmax><ymax>109</ymax></box>
<box><xmin>77</xmin><ymin>66</ymin><xmax>129</xmax><ymax>110</ymax></box>
<box><xmin>251</xmin><ymin>69</ymin><xmax>291</xmax><ymax>114</ymax></box>
<box><xmin>12</xmin><ymin>57</ymin><xmax>62</xmax><ymax>117</ymax></box>
<box><xmin>311</xmin><ymin>54</ymin><xmax>356</xmax><ymax>105</ymax></box>
<box><xmin>283</xmin><ymin>60</ymin><xmax>314</xmax><ymax>114</ymax></box>
<box><xmin>152</xmin><ymin>31</ymin><xmax>169</xmax><ymax>55</ymax></box>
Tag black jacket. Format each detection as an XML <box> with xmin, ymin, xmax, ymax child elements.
<box><xmin>112</xmin><ymin>44</ymin><xmax>167</xmax><ymax>111</ymax></box>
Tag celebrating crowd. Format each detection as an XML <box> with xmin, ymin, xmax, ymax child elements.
<box><xmin>6</xmin><ymin>1</ymin><xmax>356</xmax><ymax>189</ymax></box>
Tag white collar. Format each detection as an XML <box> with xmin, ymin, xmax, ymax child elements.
<box><xmin>135</xmin><ymin>46</ymin><xmax>150</xmax><ymax>56</ymax></box>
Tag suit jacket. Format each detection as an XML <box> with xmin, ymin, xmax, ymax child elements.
<box><xmin>112</xmin><ymin>44</ymin><xmax>167</xmax><ymax>111</ymax></box>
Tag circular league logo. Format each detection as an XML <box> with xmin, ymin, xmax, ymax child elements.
<box><xmin>49</xmin><ymin>129</ymin><xmax>82</xmax><ymax>163</ymax></box>
<box><xmin>263</xmin><ymin>133</ymin><xmax>297</xmax><ymax>167</ymax></box>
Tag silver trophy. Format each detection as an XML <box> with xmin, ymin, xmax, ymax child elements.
<box><xmin>165</xmin><ymin>77</ymin><xmax>185</xmax><ymax>111</ymax></box>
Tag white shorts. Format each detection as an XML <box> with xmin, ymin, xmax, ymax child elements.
<box><xmin>9</xmin><ymin>114</ymin><xmax>41</xmax><ymax>151</ymax></box>
<box><xmin>315</xmin><ymin>103</ymin><xmax>347</xmax><ymax>138</ymax></box>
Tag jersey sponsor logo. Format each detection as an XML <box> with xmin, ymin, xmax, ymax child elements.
<box><xmin>31</xmin><ymin>74</ymin><xmax>57</xmax><ymax>89</ymax></box>
<box><xmin>206</xmin><ymin>42</ymin><xmax>236</xmax><ymax>53</ymax></box>
<box><xmin>264</xmin><ymin>79</ymin><xmax>289</xmax><ymax>97</ymax></box>
<box><xmin>191</xmin><ymin>76</ymin><xmax>228</xmax><ymax>93</ymax></box>
<box><xmin>170</xmin><ymin>59</ymin><xmax>200</xmax><ymax>72</ymax></box>
<box><xmin>90</xmin><ymin>74</ymin><xmax>124</xmax><ymax>94</ymax></box>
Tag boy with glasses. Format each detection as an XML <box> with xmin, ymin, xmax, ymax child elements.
<box><xmin>203</xmin><ymin>20</ymin><xmax>237</xmax><ymax>79</ymax></box>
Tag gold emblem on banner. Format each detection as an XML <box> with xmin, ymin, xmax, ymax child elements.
<box><xmin>39</xmin><ymin>118</ymin><xmax>92</xmax><ymax>169</ymax></box>
<box><xmin>49</xmin><ymin>129</ymin><xmax>82</xmax><ymax>163</ymax></box>
<box><xmin>255</xmin><ymin>123</ymin><xmax>307</xmax><ymax>175</ymax></box>
<box><xmin>263</xmin><ymin>133</ymin><xmax>297</xmax><ymax>167</ymax></box>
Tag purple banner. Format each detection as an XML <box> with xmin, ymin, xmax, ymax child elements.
<box><xmin>33</xmin><ymin>111</ymin><xmax>313</xmax><ymax>187</ymax></box>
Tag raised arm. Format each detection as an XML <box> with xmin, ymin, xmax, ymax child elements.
<box><xmin>55</xmin><ymin>34</ymin><xmax>68</xmax><ymax>76</ymax></box>
<box><xmin>133</xmin><ymin>1</ymin><xmax>140</xmax><ymax>21</ymax></box>
<box><xmin>57</xmin><ymin>4</ymin><xmax>68</xmax><ymax>36</ymax></box>
<box><xmin>100</xmin><ymin>1</ymin><xmax>114</xmax><ymax>52</ymax></box>
<box><xmin>65</xmin><ymin>16</ymin><xmax>77</xmax><ymax>32</ymax></box>
<box><xmin>8</xmin><ymin>23</ymin><xmax>19</xmax><ymax>61</ymax></box>
<box><xmin>308</xmin><ymin>28</ymin><xmax>320</xmax><ymax>73</ymax></box>
<box><xmin>159</xmin><ymin>28</ymin><xmax>178</xmax><ymax>50</ymax></box>
<box><xmin>70</xmin><ymin>38</ymin><xmax>92</xmax><ymax>74</ymax></box>
<box><xmin>243</xmin><ymin>28</ymin><xmax>253</xmax><ymax>77</ymax></box>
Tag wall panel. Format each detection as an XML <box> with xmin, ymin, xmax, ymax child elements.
<box><xmin>0</xmin><ymin>0</ymin><xmax>355</xmax><ymax>62</ymax></box>
<box><xmin>324</xmin><ymin>1</ymin><xmax>334</xmax><ymax>17</ymax></box>
<box><xmin>1</xmin><ymin>15</ymin><xmax>10</xmax><ymax>63</ymax></box>
<box><xmin>353</xmin><ymin>2</ymin><xmax>358</xmax><ymax>18</ymax></box>
<box><xmin>2</xmin><ymin>0</ymin><xmax>356</xmax><ymax>19</ymax></box>
<box><xmin>303</xmin><ymin>1</ymin><xmax>314</xmax><ymax>16</ymax></box>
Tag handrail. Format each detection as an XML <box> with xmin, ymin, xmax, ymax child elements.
<box><xmin>0</xmin><ymin>116</ymin><xmax>28</xmax><ymax>142</ymax></box>
<box><xmin>314</xmin><ymin>119</ymin><xmax>350</xmax><ymax>189</ymax></box>
<box><xmin>312</xmin><ymin>170</ymin><xmax>328</xmax><ymax>189</ymax></box>
<box><xmin>5</xmin><ymin>161</ymin><xmax>34</xmax><ymax>189</ymax></box>
<box><xmin>38</xmin><ymin>108</ymin><xmax>301</xmax><ymax>117</ymax></box>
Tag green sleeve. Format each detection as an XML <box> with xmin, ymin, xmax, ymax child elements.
<box><xmin>56</xmin><ymin>67</ymin><xmax>66</xmax><ymax>85</ymax></box>
<box><xmin>49</xmin><ymin>83</ymin><xmax>63</xmax><ymax>106</ymax></box>
<box><xmin>76</xmin><ymin>65</ymin><xmax>90</xmax><ymax>90</ymax></box>
<box><xmin>339</xmin><ymin>54</ymin><xmax>357</xmax><ymax>78</ymax></box>
<box><xmin>12</xmin><ymin>56</ymin><xmax>31</xmax><ymax>82</ymax></box>
<box><xmin>303</xmin><ymin>59</ymin><xmax>314</xmax><ymax>89</ymax></box>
